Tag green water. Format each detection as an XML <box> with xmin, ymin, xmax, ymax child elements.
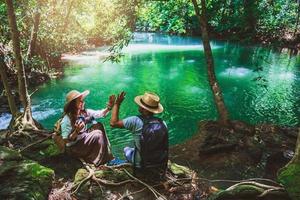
<box><xmin>2</xmin><ymin>33</ymin><xmax>299</xmax><ymax>155</ymax></box>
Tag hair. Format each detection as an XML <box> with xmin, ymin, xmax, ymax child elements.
<box><xmin>64</xmin><ymin>98</ymin><xmax>79</xmax><ymax>126</ymax></box>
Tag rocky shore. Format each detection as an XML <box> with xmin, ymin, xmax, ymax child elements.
<box><xmin>0</xmin><ymin>119</ymin><xmax>298</xmax><ymax>199</ymax></box>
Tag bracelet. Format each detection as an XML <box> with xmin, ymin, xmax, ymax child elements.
<box><xmin>106</xmin><ymin>105</ymin><xmax>112</xmax><ymax>110</ymax></box>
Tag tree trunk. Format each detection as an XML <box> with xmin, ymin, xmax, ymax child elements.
<box><xmin>63</xmin><ymin>0</ymin><xmax>75</xmax><ymax>28</ymax></box>
<box><xmin>0</xmin><ymin>53</ymin><xmax>18</xmax><ymax>116</ymax></box>
<box><xmin>27</xmin><ymin>6</ymin><xmax>41</xmax><ymax>59</ymax></box>
<box><xmin>243</xmin><ymin>0</ymin><xmax>257</xmax><ymax>33</ymax></box>
<box><xmin>293</xmin><ymin>0</ymin><xmax>300</xmax><ymax>37</ymax></box>
<box><xmin>191</xmin><ymin>0</ymin><xmax>230</xmax><ymax>126</ymax></box>
<box><xmin>6</xmin><ymin>0</ymin><xmax>29</xmax><ymax>109</ymax></box>
<box><xmin>5</xmin><ymin>0</ymin><xmax>37</xmax><ymax>131</ymax></box>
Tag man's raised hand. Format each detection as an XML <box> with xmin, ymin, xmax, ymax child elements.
<box><xmin>116</xmin><ymin>91</ymin><xmax>126</xmax><ymax>105</ymax></box>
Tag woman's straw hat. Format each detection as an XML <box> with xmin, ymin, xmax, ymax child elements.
<box><xmin>64</xmin><ymin>90</ymin><xmax>90</xmax><ymax>112</ymax></box>
<box><xmin>134</xmin><ymin>92</ymin><xmax>163</xmax><ymax>114</ymax></box>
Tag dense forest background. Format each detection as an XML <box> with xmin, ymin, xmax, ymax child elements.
<box><xmin>0</xmin><ymin>0</ymin><xmax>299</xmax><ymax>79</ymax></box>
<box><xmin>0</xmin><ymin>1</ymin><xmax>299</xmax><ymax>199</ymax></box>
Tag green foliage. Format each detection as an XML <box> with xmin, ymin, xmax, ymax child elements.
<box><xmin>1</xmin><ymin>0</ymin><xmax>138</xmax><ymax>72</ymax></box>
<box><xmin>136</xmin><ymin>0</ymin><xmax>299</xmax><ymax>42</ymax></box>
<box><xmin>136</xmin><ymin>0</ymin><xmax>197</xmax><ymax>35</ymax></box>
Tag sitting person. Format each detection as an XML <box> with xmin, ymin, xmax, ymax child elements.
<box><xmin>60</xmin><ymin>89</ymin><xmax>114</xmax><ymax>166</ymax></box>
<box><xmin>110</xmin><ymin>91</ymin><xmax>169</xmax><ymax>179</ymax></box>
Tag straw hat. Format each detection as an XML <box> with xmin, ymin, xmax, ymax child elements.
<box><xmin>134</xmin><ymin>92</ymin><xmax>163</xmax><ymax>114</ymax></box>
<box><xmin>64</xmin><ymin>90</ymin><xmax>90</xmax><ymax>112</ymax></box>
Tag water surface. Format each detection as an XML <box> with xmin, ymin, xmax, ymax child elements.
<box><xmin>1</xmin><ymin>33</ymin><xmax>299</xmax><ymax>156</ymax></box>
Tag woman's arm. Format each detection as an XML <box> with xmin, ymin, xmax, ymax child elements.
<box><xmin>87</xmin><ymin>95</ymin><xmax>115</xmax><ymax>119</ymax></box>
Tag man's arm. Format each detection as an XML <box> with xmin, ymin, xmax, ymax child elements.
<box><xmin>110</xmin><ymin>92</ymin><xmax>126</xmax><ymax>128</ymax></box>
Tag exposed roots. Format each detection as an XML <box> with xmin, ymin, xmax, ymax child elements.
<box><xmin>211</xmin><ymin>180</ymin><xmax>289</xmax><ymax>200</ymax></box>
<box><xmin>70</xmin><ymin>159</ymin><xmax>137</xmax><ymax>196</ymax></box>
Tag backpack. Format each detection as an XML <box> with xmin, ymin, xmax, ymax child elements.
<box><xmin>52</xmin><ymin>117</ymin><xmax>66</xmax><ymax>152</ymax></box>
<box><xmin>136</xmin><ymin>115</ymin><xmax>168</xmax><ymax>169</ymax></box>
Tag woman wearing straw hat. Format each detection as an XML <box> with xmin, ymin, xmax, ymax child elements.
<box><xmin>61</xmin><ymin>89</ymin><xmax>114</xmax><ymax>166</ymax></box>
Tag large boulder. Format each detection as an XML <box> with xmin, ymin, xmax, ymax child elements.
<box><xmin>0</xmin><ymin>146</ymin><xmax>54</xmax><ymax>199</ymax></box>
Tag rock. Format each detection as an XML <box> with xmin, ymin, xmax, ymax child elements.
<box><xmin>27</xmin><ymin>71</ymin><xmax>50</xmax><ymax>87</ymax></box>
<box><xmin>170</xmin><ymin>120</ymin><xmax>297</xmax><ymax>180</ymax></box>
<box><xmin>0</xmin><ymin>146</ymin><xmax>54</xmax><ymax>199</ymax></box>
<box><xmin>278</xmin><ymin>163</ymin><xmax>300</xmax><ymax>200</ymax></box>
<box><xmin>71</xmin><ymin>161</ymin><xmax>202</xmax><ymax>200</ymax></box>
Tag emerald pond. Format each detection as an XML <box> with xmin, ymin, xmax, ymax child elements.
<box><xmin>1</xmin><ymin>33</ymin><xmax>299</xmax><ymax>156</ymax></box>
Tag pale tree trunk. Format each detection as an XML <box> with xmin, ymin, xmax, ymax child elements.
<box><xmin>5</xmin><ymin>0</ymin><xmax>38</xmax><ymax>131</ymax></box>
<box><xmin>63</xmin><ymin>0</ymin><xmax>75</xmax><ymax>28</ymax></box>
<box><xmin>27</xmin><ymin>5</ymin><xmax>41</xmax><ymax>59</ymax></box>
<box><xmin>0</xmin><ymin>53</ymin><xmax>18</xmax><ymax>117</ymax></box>
<box><xmin>191</xmin><ymin>0</ymin><xmax>230</xmax><ymax>126</ymax></box>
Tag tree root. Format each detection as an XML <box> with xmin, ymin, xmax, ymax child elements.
<box><xmin>19</xmin><ymin>134</ymin><xmax>52</xmax><ymax>152</ymax></box>
<box><xmin>123</xmin><ymin>168</ymin><xmax>167</xmax><ymax>200</ymax></box>
<box><xmin>71</xmin><ymin>159</ymin><xmax>137</xmax><ymax>195</ymax></box>
<box><xmin>211</xmin><ymin>180</ymin><xmax>289</xmax><ymax>200</ymax></box>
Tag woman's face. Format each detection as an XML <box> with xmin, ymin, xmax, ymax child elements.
<box><xmin>75</xmin><ymin>96</ymin><xmax>84</xmax><ymax>110</ymax></box>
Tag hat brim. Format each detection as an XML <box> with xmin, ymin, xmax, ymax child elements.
<box><xmin>64</xmin><ymin>90</ymin><xmax>90</xmax><ymax>112</ymax></box>
<box><xmin>134</xmin><ymin>95</ymin><xmax>163</xmax><ymax>114</ymax></box>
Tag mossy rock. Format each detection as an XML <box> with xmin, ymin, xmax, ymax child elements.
<box><xmin>210</xmin><ymin>185</ymin><xmax>264</xmax><ymax>200</ymax></box>
<box><xmin>0</xmin><ymin>146</ymin><xmax>54</xmax><ymax>199</ymax></box>
<box><xmin>74</xmin><ymin>166</ymin><xmax>132</xmax><ymax>184</ymax></box>
<box><xmin>169</xmin><ymin>161</ymin><xmax>192</xmax><ymax>177</ymax></box>
<box><xmin>278</xmin><ymin>163</ymin><xmax>300</xmax><ymax>200</ymax></box>
<box><xmin>0</xmin><ymin>145</ymin><xmax>22</xmax><ymax>161</ymax></box>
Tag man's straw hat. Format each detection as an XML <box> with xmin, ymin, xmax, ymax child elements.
<box><xmin>64</xmin><ymin>90</ymin><xmax>89</xmax><ymax>112</ymax></box>
<box><xmin>134</xmin><ymin>92</ymin><xmax>163</xmax><ymax>114</ymax></box>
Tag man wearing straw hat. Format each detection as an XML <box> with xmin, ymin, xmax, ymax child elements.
<box><xmin>110</xmin><ymin>91</ymin><xmax>169</xmax><ymax>179</ymax></box>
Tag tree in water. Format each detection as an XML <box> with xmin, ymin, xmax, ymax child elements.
<box><xmin>0</xmin><ymin>50</ymin><xmax>18</xmax><ymax>118</ymax></box>
<box><xmin>5</xmin><ymin>0</ymin><xmax>39</xmax><ymax>133</ymax></box>
<box><xmin>191</xmin><ymin>0</ymin><xmax>230</xmax><ymax>126</ymax></box>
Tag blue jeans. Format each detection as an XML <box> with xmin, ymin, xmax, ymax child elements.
<box><xmin>124</xmin><ymin>146</ymin><xmax>134</xmax><ymax>163</ymax></box>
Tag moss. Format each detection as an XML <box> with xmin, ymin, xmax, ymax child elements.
<box><xmin>0</xmin><ymin>146</ymin><xmax>22</xmax><ymax>161</ymax></box>
<box><xmin>74</xmin><ymin>167</ymin><xmax>131</xmax><ymax>185</ymax></box>
<box><xmin>0</xmin><ymin>146</ymin><xmax>54</xmax><ymax>200</ymax></box>
<box><xmin>278</xmin><ymin>163</ymin><xmax>300</xmax><ymax>200</ymax></box>
<box><xmin>210</xmin><ymin>185</ymin><xmax>264</xmax><ymax>200</ymax></box>
<box><xmin>43</xmin><ymin>142</ymin><xmax>61</xmax><ymax>157</ymax></box>
<box><xmin>21</xmin><ymin>160</ymin><xmax>54</xmax><ymax>178</ymax></box>
<box><xmin>169</xmin><ymin>161</ymin><xmax>192</xmax><ymax>176</ymax></box>
<box><xmin>74</xmin><ymin>168</ymin><xmax>89</xmax><ymax>184</ymax></box>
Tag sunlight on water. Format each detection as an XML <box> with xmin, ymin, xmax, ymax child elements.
<box><xmin>221</xmin><ymin>67</ymin><xmax>252</xmax><ymax>77</ymax></box>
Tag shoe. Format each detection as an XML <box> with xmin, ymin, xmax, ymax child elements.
<box><xmin>107</xmin><ymin>157</ymin><xmax>128</xmax><ymax>166</ymax></box>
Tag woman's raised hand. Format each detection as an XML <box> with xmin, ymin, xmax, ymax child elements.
<box><xmin>116</xmin><ymin>91</ymin><xmax>126</xmax><ymax>105</ymax></box>
<box><xmin>107</xmin><ymin>95</ymin><xmax>116</xmax><ymax>109</ymax></box>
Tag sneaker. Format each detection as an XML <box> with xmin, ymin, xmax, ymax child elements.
<box><xmin>107</xmin><ymin>157</ymin><xmax>128</xmax><ymax>166</ymax></box>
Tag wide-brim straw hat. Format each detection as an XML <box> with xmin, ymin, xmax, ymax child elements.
<box><xmin>134</xmin><ymin>92</ymin><xmax>163</xmax><ymax>114</ymax></box>
<box><xmin>64</xmin><ymin>90</ymin><xmax>90</xmax><ymax>112</ymax></box>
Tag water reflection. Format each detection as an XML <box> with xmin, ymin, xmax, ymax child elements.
<box><xmin>0</xmin><ymin>33</ymin><xmax>299</xmax><ymax>157</ymax></box>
